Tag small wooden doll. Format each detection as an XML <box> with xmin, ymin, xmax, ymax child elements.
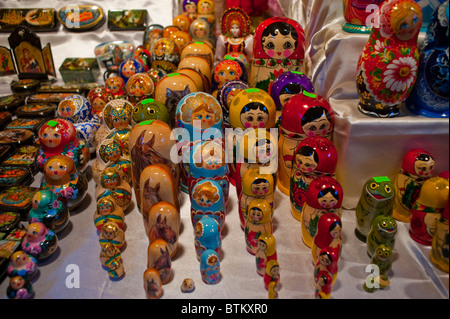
<box><xmin>264</xmin><ymin>259</ymin><xmax>280</xmax><ymax>291</ymax></box>
<box><xmin>87</xmin><ymin>87</ymin><xmax>114</xmax><ymax>119</ymax></box>
<box><xmin>245</xmin><ymin>198</ymin><xmax>273</xmax><ymax>255</ymax></box>
<box><xmin>302</xmin><ymin>176</ymin><xmax>343</xmax><ymax>248</ymax></box>
<box><xmin>410</xmin><ymin>177</ymin><xmax>449</xmax><ymax>245</ymax></box>
<box><xmin>93</xmin><ymin>196</ymin><xmax>125</xmax><ymax>232</ymax></box>
<box><xmin>367</xmin><ymin>215</ymin><xmax>398</xmax><ymax>258</ymax></box>
<box><xmin>314</xmin><ymin>270</ymin><xmax>332</xmax><ymax>299</ymax></box>
<box><xmin>355</xmin><ymin>176</ymin><xmax>395</xmax><ymax>242</ymax></box>
<box><xmin>364</xmin><ymin>244</ymin><xmax>393</xmax><ymax>292</ymax></box>
<box><xmin>6</xmin><ymin>276</ymin><xmax>33</xmax><ymax>299</ymax></box>
<box><xmin>342</xmin><ymin>0</ymin><xmax>385</xmax><ymax>33</ymax></box>
<box><xmin>131</xmin><ymin>98</ymin><xmax>170</xmax><ymax>127</ymax></box>
<box><xmin>194</xmin><ymin>215</ymin><xmax>221</xmax><ymax>261</ymax></box>
<box><xmin>99</xmin><ymin>242</ymin><xmax>125</xmax><ymax>279</ymax></box>
<box><xmin>314</xmin><ymin>247</ymin><xmax>339</xmax><ymax>285</ymax></box>
<box><xmin>151</xmin><ymin>38</ymin><xmax>180</xmax><ymax>74</ymax></box>
<box><xmin>290</xmin><ymin>136</ymin><xmax>338</xmax><ymax>221</ymax></box>
<box><xmin>217</xmin><ymin>79</ymin><xmax>249</xmax><ymax>128</ymax></box>
<box><xmin>278</xmin><ymin>91</ymin><xmax>334</xmax><ymax>195</ymax></box>
<box><xmin>105</xmin><ymin>76</ymin><xmax>127</xmax><ymax>99</ymax></box>
<box><xmin>211</xmin><ymin>58</ymin><xmax>248</xmax><ymax>98</ymax></box>
<box><xmin>312</xmin><ymin>213</ymin><xmax>342</xmax><ymax>265</ymax></box>
<box><xmin>144</xmin><ymin>267</ymin><xmax>163</xmax><ymax>299</ymax></box>
<box><xmin>197</xmin><ymin>0</ymin><xmax>215</xmax><ymax>27</ymax></box>
<box><xmin>392</xmin><ymin>149</ymin><xmax>435</xmax><ymax>223</ymax></box>
<box><xmin>95</xmin><ymin>167</ymin><xmax>132</xmax><ymax>212</ymax></box>
<box><xmin>37</xmin><ymin>118</ymin><xmax>90</xmax><ymax>172</ymax></box>
<box><xmin>28</xmin><ymin>189</ymin><xmax>70</xmax><ymax>234</ymax></box>
<box><xmin>147</xmin><ymin>202</ymin><xmax>180</xmax><ymax>259</ymax></box>
<box><xmin>147</xmin><ymin>239</ymin><xmax>172</xmax><ymax>284</ymax></box>
<box><xmin>356</xmin><ymin>0</ymin><xmax>423</xmax><ymax>117</ymax></box>
<box><xmin>255</xmin><ymin>233</ymin><xmax>277</xmax><ymax>277</ymax></box>
<box><xmin>119</xmin><ymin>58</ymin><xmax>145</xmax><ymax>84</ymax></box>
<box><xmin>125</xmin><ymin>73</ymin><xmax>155</xmax><ymax>105</ymax></box>
<box><xmin>182</xmin><ymin>0</ymin><xmax>198</xmax><ymax>20</ymax></box>
<box><xmin>40</xmin><ymin>155</ymin><xmax>88</xmax><ymax>211</ymax></box>
<box><xmin>268</xmin><ymin>281</ymin><xmax>279</xmax><ymax>299</ymax></box>
<box><xmin>200</xmin><ymin>249</ymin><xmax>221</xmax><ymax>285</ymax></box>
<box><xmin>430</xmin><ymin>200</ymin><xmax>449</xmax><ymax>273</ymax></box>
<box><xmin>189</xmin><ymin>18</ymin><xmax>214</xmax><ymax>46</ymax></box>
<box><xmin>21</xmin><ymin>222</ymin><xmax>58</xmax><ymax>260</ymax></box>
<box><xmin>173</xmin><ymin>14</ymin><xmax>191</xmax><ymax>34</ymax></box>
<box><xmin>99</xmin><ymin>221</ymin><xmax>125</xmax><ymax>250</ymax></box>
<box><xmin>7</xmin><ymin>251</ymin><xmax>38</xmax><ymax>280</ymax></box>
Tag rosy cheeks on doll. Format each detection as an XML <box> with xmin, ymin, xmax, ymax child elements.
<box><xmin>42</xmin><ymin>130</ymin><xmax>62</xmax><ymax>148</ymax></box>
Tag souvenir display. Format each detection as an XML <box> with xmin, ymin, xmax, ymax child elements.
<box><xmin>93</xmin><ymin>196</ymin><xmax>125</xmax><ymax>232</ymax></box>
<box><xmin>40</xmin><ymin>155</ymin><xmax>88</xmax><ymax>211</ymax></box>
<box><xmin>59</xmin><ymin>58</ymin><xmax>100</xmax><ymax>84</ymax></box>
<box><xmin>290</xmin><ymin>136</ymin><xmax>338</xmax><ymax>221</ymax></box>
<box><xmin>409</xmin><ymin>176</ymin><xmax>449</xmax><ymax>245</ymax></box>
<box><xmin>430</xmin><ymin>200</ymin><xmax>449</xmax><ymax>273</ymax></box>
<box><xmin>366</xmin><ymin>214</ymin><xmax>398</xmax><ymax>258</ymax></box>
<box><xmin>255</xmin><ymin>233</ymin><xmax>277</xmax><ymax>277</ymax></box>
<box><xmin>355</xmin><ymin>176</ymin><xmax>395</xmax><ymax>242</ymax></box>
<box><xmin>151</xmin><ymin>38</ymin><xmax>180</xmax><ymax>74</ymax></box>
<box><xmin>105</xmin><ymin>76</ymin><xmax>127</xmax><ymax>99</ymax></box>
<box><xmin>21</xmin><ymin>222</ymin><xmax>58</xmax><ymax>260</ymax></box>
<box><xmin>180</xmin><ymin>41</ymin><xmax>214</xmax><ymax>70</ymax></box>
<box><xmin>144</xmin><ymin>267</ymin><xmax>163</xmax><ymax>299</ymax></box>
<box><xmin>245</xmin><ymin>198</ymin><xmax>273</xmax><ymax>255</ymax></box>
<box><xmin>194</xmin><ymin>215</ymin><xmax>221</xmax><ymax>261</ymax></box>
<box><xmin>180</xmin><ymin>278</ymin><xmax>195</xmax><ymax>293</ymax></box>
<box><xmin>250</xmin><ymin>17</ymin><xmax>305</xmax><ymax>92</ymax></box>
<box><xmin>0</xmin><ymin>185</ymin><xmax>39</xmax><ymax>220</ymax></box>
<box><xmin>96</xmin><ymin>167</ymin><xmax>132</xmax><ymax>212</ymax></box>
<box><xmin>214</xmin><ymin>7</ymin><xmax>253</xmax><ymax>63</ymax></box>
<box><xmin>392</xmin><ymin>149</ymin><xmax>435</xmax><ymax>223</ymax></box>
<box><xmin>99</xmin><ymin>221</ymin><xmax>125</xmax><ymax>250</ymax></box>
<box><xmin>311</xmin><ymin>213</ymin><xmax>342</xmax><ymax>264</ymax></box>
<box><xmin>0</xmin><ymin>166</ymin><xmax>34</xmax><ymax>192</ymax></box>
<box><xmin>6</xmin><ymin>276</ymin><xmax>33</xmax><ymax>299</ymax></box>
<box><xmin>14</xmin><ymin>103</ymin><xmax>57</xmax><ymax>119</ymax></box>
<box><xmin>302</xmin><ymin>176</ymin><xmax>343</xmax><ymax>248</ymax></box>
<box><xmin>407</xmin><ymin>1</ymin><xmax>449</xmax><ymax>118</ymax></box>
<box><xmin>217</xmin><ymin>80</ymin><xmax>249</xmax><ymax>128</ymax></box>
<box><xmin>0</xmin><ymin>8</ymin><xmax>58</xmax><ymax>32</ymax></box>
<box><xmin>119</xmin><ymin>58</ymin><xmax>145</xmax><ymax>84</ymax></box>
<box><xmin>0</xmin><ymin>129</ymin><xmax>34</xmax><ymax>148</ymax></box>
<box><xmin>356</xmin><ymin>0</ymin><xmax>423</xmax><ymax>117</ymax></box>
<box><xmin>363</xmin><ymin>244</ymin><xmax>393</xmax><ymax>292</ymax></box>
<box><xmin>278</xmin><ymin>91</ymin><xmax>334</xmax><ymax>196</ymax></box>
<box><xmin>37</xmin><ymin>118</ymin><xmax>90</xmax><ymax>172</ymax></box>
<box><xmin>147</xmin><ymin>202</ymin><xmax>180</xmax><ymax>259</ymax></box>
<box><xmin>28</xmin><ymin>190</ymin><xmax>70</xmax><ymax>234</ymax></box>
<box><xmin>6</xmin><ymin>251</ymin><xmax>38</xmax><ymax>280</ymax></box>
<box><xmin>57</xmin><ymin>5</ymin><xmax>105</xmax><ymax>32</ymax></box>
<box><xmin>147</xmin><ymin>238</ymin><xmax>172</xmax><ymax>284</ymax></box>
<box><xmin>87</xmin><ymin>87</ymin><xmax>114</xmax><ymax>118</ymax></box>
<box><xmin>99</xmin><ymin>242</ymin><xmax>124</xmax><ymax>279</ymax></box>
<box><xmin>189</xmin><ymin>18</ymin><xmax>213</xmax><ymax>45</ymax></box>
<box><xmin>263</xmin><ymin>259</ymin><xmax>280</xmax><ymax>291</ymax></box>
<box><xmin>200</xmin><ymin>249</ymin><xmax>221</xmax><ymax>284</ymax></box>
<box><xmin>107</xmin><ymin>10</ymin><xmax>148</xmax><ymax>31</ymax></box>
<box><xmin>5</xmin><ymin>118</ymin><xmax>45</xmax><ymax>135</ymax></box>
<box><xmin>211</xmin><ymin>58</ymin><xmax>248</xmax><ymax>98</ymax></box>
<box><xmin>342</xmin><ymin>0</ymin><xmax>385</xmax><ymax>33</ymax></box>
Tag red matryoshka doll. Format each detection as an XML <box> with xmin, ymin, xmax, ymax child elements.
<box><xmin>392</xmin><ymin>149</ymin><xmax>435</xmax><ymax>223</ymax></box>
<box><xmin>255</xmin><ymin>233</ymin><xmax>277</xmax><ymax>277</ymax></box>
<box><xmin>125</xmin><ymin>73</ymin><xmax>155</xmax><ymax>105</ymax></box>
<box><xmin>37</xmin><ymin>119</ymin><xmax>90</xmax><ymax>172</ymax></box>
<box><xmin>302</xmin><ymin>176</ymin><xmax>343</xmax><ymax>248</ymax></box>
<box><xmin>250</xmin><ymin>17</ymin><xmax>305</xmax><ymax>92</ymax></box>
<box><xmin>356</xmin><ymin>0</ymin><xmax>423</xmax><ymax>117</ymax></box>
<box><xmin>144</xmin><ymin>267</ymin><xmax>163</xmax><ymax>299</ymax></box>
<box><xmin>278</xmin><ymin>91</ymin><xmax>334</xmax><ymax>196</ymax></box>
<box><xmin>214</xmin><ymin>7</ymin><xmax>253</xmax><ymax>63</ymax></box>
<box><xmin>409</xmin><ymin>176</ymin><xmax>449</xmax><ymax>245</ymax></box>
<box><xmin>245</xmin><ymin>198</ymin><xmax>273</xmax><ymax>255</ymax></box>
<box><xmin>119</xmin><ymin>58</ymin><xmax>145</xmax><ymax>84</ymax></box>
<box><xmin>342</xmin><ymin>0</ymin><xmax>386</xmax><ymax>33</ymax></box>
<box><xmin>314</xmin><ymin>270</ymin><xmax>333</xmax><ymax>299</ymax></box>
<box><xmin>211</xmin><ymin>58</ymin><xmax>248</xmax><ymax>98</ymax></box>
<box><xmin>87</xmin><ymin>87</ymin><xmax>114</xmax><ymax>118</ymax></box>
<box><xmin>314</xmin><ymin>246</ymin><xmax>339</xmax><ymax>285</ymax></box>
<box><xmin>151</xmin><ymin>38</ymin><xmax>180</xmax><ymax>74</ymax></box>
<box><xmin>105</xmin><ymin>76</ymin><xmax>127</xmax><ymax>99</ymax></box>
<box><xmin>147</xmin><ymin>239</ymin><xmax>172</xmax><ymax>284</ymax></box>
<box><xmin>290</xmin><ymin>136</ymin><xmax>338</xmax><ymax>221</ymax></box>
<box><xmin>311</xmin><ymin>213</ymin><xmax>342</xmax><ymax>265</ymax></box>
<box><xmin>264</xmin><ymin>259</ymin><xmax>280</xmax><ymax>291</ymax></box>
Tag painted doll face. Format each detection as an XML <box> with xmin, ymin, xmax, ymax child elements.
<box><xmin>45</xmin><ymin>157</ymin><xmax>70</xmax><ymax>181</ymax></box>
<box><xmin>98</xmin><ymin>199</ymin><xmax>113</xmax><ymax>215</ymax></box>
<box><xmin>10</xmin><ymin>277</ymin><xmax>25</xmax><ymax>290</ymax></box>
<box><xmin>26</xmin><ymin>223</ymin><xmax>43</xmax><ymax>241</ymax></box>
<box><xmin>194</xmin><ymin>26</ymin><xmax>207</xmax><ymax>38</ymax></box>
<box><xmin>262</xmin><ymin>31</ymin><xmax>296</xmax><ymax>59</ymax></box>
<box><xmin>249</xmin><ymin>207</ymin><xmax>264</xmax><ymax>222</ymax></box>
<box><xmin>414</xmin><ymin>158</ymin><xmax>435</xmax><ymax>178</ymax></box>
<box><xmin>330</xmin><ymin>223</ymin><xmax>342</xmax><ymax>239</ymax></box>
<box><xmin>302</xmin><ymin>111</ymin><xmax>331</xmax><ymax>138</ymax></box>
<box><xmin>92</xmin><ymin>97</ymin><xmax>106</xmax><ymax>113</ymax></box>
<box><xmin>201</xmin><ymin>149</ymin><xmax>223</xmax><ymax>170</ymax></box>
<box><xmin>295</xmin><ymin>153</ymin><xmax>318</xmax><ymax>174</ymax></box>
<box><xmin>318</xmin><ymin>192</ymin><xmax>338</xmax><ymax>209</ymax></box>
<box><xmin>216</xmin><ymin>66</ymin><xmax>240</xmax><ymax>86</ymax></box>
<box><xmin>252</xmin><ymin>141</ymin><xmax>275</xmax><ymax>163</ymax></box>
<box><xmin>319</xmin><ymin>253</ymin><xmax>332</xmax><ymax>266</ymax></box>
<box><xmin>40</xmin><ymin>126</ymin><xmax>62</xmax><ymax>148</ymax></box>
<box><xmin>230</xmin><ymin>23</ymin><xmax>241</xmax><ymax>37</ymax></box>
<box><xmin>104</xmin><ymin>145</ymin><xmax>121</xmax><ymax>162</ymax></box>
<box><xmin>393</xmin><ymin>5</ymin><xmax>422</xmax><ymax>41</ymax></box>
<box><xmin>270</xmin><ymin>265</ymin><xmax>280</xmax><ymax>277</ymax></box>
<box><xmin>58</xmin><ymin>100</ymin><xmax>76</xmax><ymax>118</ymax></box>
<box><xmin>185</xmin><ymin>2</ymin><xmax>196</xmax><ymax>13</ymax></box>
<box><xmin>111</xmin><ymin>112</ymin><xmax>130</xmax><ymax>130</ymax></box>
<box><xmin>251</xmin><ymin>180</ymin><xmax>270</xmax><ymax>196</ymax></box>
<box><xmin>257</xmin><ymin>239</ymin><xmax>267</xmax><ymax>251</ymax></box>
<box><xmin>121</xmin><ymin>61</ymin><xmax>137</xmax><ymax>78</ymax></box>
<box><xmin>102</xmin><ymin>171</ymin><xmax>120</xmax><ymax>189</ymax></box>
<box><xmin>195</xmin><ymin>193</ymin><xmax>214</xmax><ymax>207</ymax></box>
<box><xmin>192</xmin><ymin>107</ymin><xmax>216</xmax><ymax>129</ymax></box>
<box><xmin>106</xmin><ymin>78</ymin><xmax>124</xmax><ymax>94</ymax></box>
<box><xmin>102</xmin><ymin>224</ymin><xmax>117</xmax><ymax>240</ymax></box>
<box><xmin>240</xmin><ymin>106</ymin><xmax>269</xmax><ymax>129</ymax></box>
<box><xmin>199</xmin><ymin>1</ymin><xmax>212</xmax><ymax>14</ymax></box>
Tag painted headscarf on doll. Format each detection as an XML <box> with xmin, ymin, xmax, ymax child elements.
<box><xmin>294</xmin><ymin>137</ymin><xmax>338</xmax><ymax>175</ymax></box>
<box><xmin>401</xmin><ymin>149</ymin><xmax>435</xmax><ymax>177</ymax></box>
<box><xmin>313</xmin><ymin>213</ymin><xmax>342</xmax><ymax>250</ymax></box>
<box><xmin>221</xmin><ymin>7</ymin><xmax>251</xmax><ymax>37</ymax></box>
<box><xmin>378</xmin><ymin>0</ymin><xmax>423</xmax><ymax>39</ymax></box>
<box><xmin>306</xmin><ymin>176</ymin><xmax>343</xmax><ymax>210</ymax></box>
<box><xmin>57</xmin><ymin>94</ymin><xmax>93</xmax><ymax>123</ymax></box>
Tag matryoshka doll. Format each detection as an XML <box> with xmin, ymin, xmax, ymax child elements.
<box><xmin>87</xmin><ymin>87</ymin><xmax>114</xmax><ymax>118</ymax></box>
<box><xmin>314</xmin><ymin>246</ymin><xmax>339</xmax><ymax>285</ymax></box>
<box><xmin>314</xmin><ymin>270</ymin><xmax>332</xmax><ymax>299</ymax></box>
<box><xmin>151</xmin><ymin>38</ymin><xmax>180</xmax><ymax>74</ymax></box>
<box><xmin>342</xmin><ymin>0</ymin><xmax>386</xmax><ymax>33</ymax></box>
<box><xmin>99</xmin><ymin>221</ymin><xmax>125</xmax><ymax>250</ymax></box>
<box><xmin>214</xmin><ymin>7</ymin><xmax>253</xmax><ymax>63</ymax></box>
<box><xmin>28</xmin><ymin>189</ymin><xmax>70</xmax><ymax>234</ymax></box>
<box><xmin>105</xmin><ymin>76</ymin><xmax>127</xmax><ymax>99</ymax></box>
<box><xmin>356</xmin><ymin>0</ymin><xmax>423</xmax><ymax>117</ymax></box>
<box><xmin>250</xmin><ymin>17</ymin><xmax>305</xmax><ymax>92</ymax></box>
<box><xmin>311</xmin><ymin>213</ymin><xmax>342</xmax><ymax>264</ymax></box>
<box><xmin>278</xmin><ymin>91</ymin><xmax>334</xmax><ymax>196</ymax></box>
<box><xmin>245</xmin><ymin>198</ymin><xmax>273</xmax><ymax>255</ymax></box>
<box><xmin>143</xmin><ymin>24</ymin><xmax>164</xmax><ymax>52</ymax></box>
<box><xmin>409</xmin><ymin>176</ymin><xmax>449</xmax><ymax>245</ymax></box>
<box><xmin>302</xmin><ymin>176</ymin><xmax>343</xmax><ymax>248</ymax></box>
<box><xmin>200</xmin><ymin>249</ymin><xmax>221</xmax><ymax>284</ymax></box>
<box><xmin>180</xmin><ymin>41</ymin><xmax>214</xmax><ymax>69</ymax></box>
<box><xmin>264</xmin><ymin>259</ymin><xmax>280</xmax><ymax>291</ymax></box>
<box><xmin>125</xmin><ymin>73</ymin><xmax>155</xmax><ymax>105</ymax></box>
<box><xmin>147</xmin><ymin>201</ymin><xmax>180</xmax><ymax>259</ymax></box>
<box><xmin>132</xmin><ymin>98</ymin><xmax>170</xmax><ymax>127</ymax></box>
<box><xmin>95</xmin><ymin>167</ymin><xmax>132</xmax><ymax>212</ymax></box>
<box><xmin>183</xmin><ymin>0</ymin><xmax>198</xmax><ymax>20</ymax></box>
<box><xmin>189</xmin><ymin>18</ymin><xmax>213</xmax><ymax>45</ymax></box>
<box><xmin>190</xmin><ymin>179</ymin><xmax>226</xmax><ymax>233</ymax></box>
<box><xmin>99</xmin><ymin>242</ymin><xmax>124</xmax><ymax>279</ymax></box>
<box><xmin>144</xmin><ymin>267</ymin><xmax>163</xmax><ymax>299</ymax></box>
<box><xmin>197</xmin><ymin>0</ymin><xmax>215</xmax><ymax>26</ymax></box>
<box><xmin>211</xmin><ymin>57</ymin><xmax>248</xmax><ymax>98</ymax></box>
<box><xmin>37</xmin><ymin>118</ymin><xmax>90</xmax><ymax>172</ymax></box>
<box><xmin>6</xmin><ymin>276</ymin><xmax>33</xmax><ymax>299</ymax></box>
<box><xmin>119</xmin><ymin>58</ymin><xmax>145</xmax><ymax>84</ymax></box>
<box><xmin>355</xmin><ymin>176</ymin><xmax>395</xmax><ymax>242</ymax></box>
<box><xmin>147</xmin><ymin>238</ymin><xmax>172</xmax><ymax>284</ymax></box>
<box><xmin>217</xmin><ymin>79</ymin><xmax>249</xmax><ymax>128</ymax></box>
<box><xmin>93</xmin><ymin>196</ymin><xmax>125</xmax><ymax>232</ymax></box>
<box><xmin>40</xmin><ymin>155</ymin><xmax>88</xmax><ymax>211</ymax></box>
<box><xmin>392</xmin><ymin>149</ymin><xmax>435</xmax><ymax>223</ymax></box>
<box><xmin>173</xmin><ymin>14</ymin><xmax>192</xmax><ymax>33</ymax></box>
<box><xmin>290</xmin><ymin>136</ymin><xmax>338</xmax><ymax>221</ymax></box>
<box><xmin>430</xmin><ymin>200</ymin><xmax>449</xmax><ymax>273</ymax></box>
<box><xmin>363</xmin><ymin>244</ymin><xmax>393</xmax><ymax>292</ymax></box>
<box><xmin>255</xmin><ymin>233</ymin><xmax>277</xmax><ymax>277</ymax></box>
<box><xmin>7</xmin><ymin>251</ymin><xmax>38</xmax><ymax>280</ymax></box>
<box><xmin>21</xmin><ymin>222</ymin><xmax>58</xmax><ymax>260</ymax></box>
<box><xmin>194</xmin><ymin>215</ymin><xmax>221</xmax><ymax>261</ymax></box>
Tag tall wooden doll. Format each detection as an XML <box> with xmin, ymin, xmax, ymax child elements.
<box><xmin>312</xmin><ymin>213</ymin><xmax>342</xmax><ymax>265</ymax></box>
<box><xmin>245</xmin><ymin>198</ymin><xmax>273</xmax><ymax>255</ymax></box>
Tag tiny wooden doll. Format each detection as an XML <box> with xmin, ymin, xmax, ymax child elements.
<box><xmin>211</xmin><ymin>58</ymin><xmax>248</xmax><ymax>98</ymax></box>
<box><xmin>189</xmin><ymin>18</ymin><xmax>214</xmax><ymax>46</ymax></box>
<box><xmin>125</xmin><ymin>73</ymin><xmax>155</xmax><ymax>105</ymax></box>
<box><xmin>314</xmin><ymin>247</ymin><xmax>339</xmax><ymax>285</ymax></box>
<box><xmin>200</xmin><ymin>249</ymin><xmax>221</xmax><ymax>285</ymax></box>
<box><xmin>182</xmin><ymin>0</ymin><xmax>198</xmax><ymax>20</ymax></box>
<box><xmin>95</xmin><ymin>167</ymin><xmax>132</xmax><ymax>212</ymax></box>
<box><xmin>93</xmin><ymin>196</ymin><xmax>125</xmax><ymax>232</ymax></box>
<box><xmin>40</xmin><ymin>155</ymin><xmax>88</xmax><ymax>211</ymax></box>
<box><xmin>87</xmin><ymin>87</ymin><xmax>114</xmax><ymax>119</ymax></box>
<box><xmin>314</xmin><ymin>270</ymin><xmax>332</xmax><ymax>299</ymax></box>
<box><xmin>119</xmin><ymin>58</ymin><xmax>145</xmax><ymax>84</ymax></box>
<box><xmin>245</xmin><ymin>198</ymin><xmax>273</xmax><ymax>255</ymax></box>
<box><xmin>290</xmin><ymin>136</ymin><xmax>338</xmax><ymax>221</ymax></box>
<box><xmin>312</xmin><ymin>213</ymin><xmax>342</xmax><ymax>265</ymax></box>
<box><xmin>21</xmin><ymin>222</ymin><xmax>58</xmax><ymax>260</ymax></box>
<box><xmin>355</xmin><ymin>176</ymin><xmax>395</xmax><ymax>242</ymax></box>
<box><xmin>6</xmin><ymin>276</ymin><xmax>33</xmax><ymax>299</ymax></box>
<box><xmin>147</xmin><ymin>239</ymin><xmax>172</xmax><ymax>284</ymax></box>
<box><xmin>367</xmin><ymin>215</ymin><xmax>398</xmax><ymax>258</ymax></box>
<box><xmin>99</xmin><ymin>242</ymin><xmax>125</xmax><ymax>279</ymax></box>
<box><xmin>268</xmin><ymin>281</ymin><xmax>279</xmax><ymax>299</ymax></box>
<box><xmin>255</xmin><ymin>233</ymin><xmax>277</xmax><ymax>277</ymax></box>
<box><xmin>99</xmin><ymin>221</ymin><xmax>125</xmax><ymax>250</ymax></box>
<box><xmin>302</xmin><ymin>176</ymin><xmax>343</xmax><ymax>248</ymax></box>
<box><xmin>105</xmin><ymin>75</ymin><xmax>127</xmax><ymax>99</ymax></box>
<box><xmin>392</xmin><ymin>149</ymin><xmax>435</xmax><ymax>223</ymax></box>
<box><xmin>28</xmin><ymin>189</ymin><xmax>70</xmax><ymax>234</ymax></box>
<box><xmin>430</xmin><ymin>200</ymin><xmax>449</xmax><ymax>273</ymax></box>
<box><xmin>194</xmin><ymin>215</ymin><xmax>221</xmax><ymax>261</ymax></box>
<box><xmin>197</xmin><ymin>0</ymin><xmax>215</xmax><ymax>27</ymax></box>
<box><xmin>356</xmin><ymin>0</ymin><xmax>423</xmax><ymax>117</ymax></box>
<box><xmin>363</xmin><ymin>244</ymin><xmax>393</xmax><ymax>292</ymax></box>
<box><xmin>409</xmin><ymin>177</ymin><xmax>449</xmax><ymax>245</ymax></box>
<box><xmin>264</xmin><ymin>259</ymin><xmax>280</xmax><ymax>291</ymax></box>
<box><xmin>151</xmin><ymin>38</ymin><xmax>180</xmax><ymax>74</ymax></box>
<box><xmin>144</xmin><ymin>267</ymin><xmax>163</xmax><ymax>299</ymax></box>
<box><xmin>7</xmin><ymin>251</ymin><xmax>38</xmax><ymax>280</ymax></box>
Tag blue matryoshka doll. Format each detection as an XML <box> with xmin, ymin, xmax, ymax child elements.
<box><xmin>194</xmin><ymin>215</ymin><xmax>221</xmax><ymax>261</ymax></box>
<box><xmin>119</xmin><ymin>58</ymin><xmax>145</xmax><ymax>84</ymax></box>
<box><xmin>200</xmin><ymin>249</ymin><xmax>221</xmax><ymax>284</ymax></box>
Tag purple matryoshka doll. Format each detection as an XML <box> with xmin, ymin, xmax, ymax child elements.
<box><xmin>342</xmin><ymin>0</ymin><xmax>386</xmax><ymax>33</ymax></box>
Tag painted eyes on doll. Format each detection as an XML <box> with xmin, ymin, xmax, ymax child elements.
<box><xmin>264</xmin><ymin>42</ymin><xmax>275</xmax><ymax>50</ymax></box>
<box><xmin>283</xmin><ymin>41</ymin><xmax>293</xmax><ymax>50</ymax></box>
<box><xmin>199</xmin><ymin>197</ymin><xmax>212</xmax><ymax>205</ymax></box>
<box><xmin>196</xmin><ymin>114</ymin><xmax>211</xmax><ymax>120</ymax></box>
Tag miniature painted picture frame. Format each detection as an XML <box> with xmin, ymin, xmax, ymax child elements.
<box><xmin>0</xmin><ymin>46</ymin><xmax>16</xmax><ymax>76</ymax></box>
